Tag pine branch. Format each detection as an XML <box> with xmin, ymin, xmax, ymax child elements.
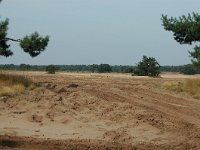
<box><xmin>0</xmin><ymin>38</ymin><xmax>21</xmax><ymax>42</ymax></box>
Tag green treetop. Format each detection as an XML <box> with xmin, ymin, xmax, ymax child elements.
<box><xmin>0</xmin><ymin>0</ymin><xmax>49</xmax><ymax>58</ymax></box>
<box><xmin>161</xmin><ymin>12</ymin><xmax>200</xmax><ymax>68</ymax></box>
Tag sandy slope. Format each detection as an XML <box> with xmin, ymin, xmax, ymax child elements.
<box><xmin>0</xmin><ymin>71</ymin><xmax>200</xmax><ymax>149</ymax></box>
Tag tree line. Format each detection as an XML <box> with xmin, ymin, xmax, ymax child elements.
<box><xmin>0</xmin><ymin>64</ymin><xmax>133</xmax><ymax>73</ymax></box>
<box><xmin>0</xmin><ymin>63</ymin><xmax>199</xmax><ymax>75</ymax></box>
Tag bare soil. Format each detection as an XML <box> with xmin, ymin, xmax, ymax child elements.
<box><xmin>0</xmin><ymin>71</ymin><xmax>200</xmax><ymax>150</ymax></box>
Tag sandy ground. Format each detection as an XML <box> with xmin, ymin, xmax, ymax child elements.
<box><xmin>0</xmin><ymin>71</ymin><xmax>200</xmax><ymax>149</ymax></box>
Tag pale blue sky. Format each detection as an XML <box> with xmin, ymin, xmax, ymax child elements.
<box><xmin>0</xmin><ymin>0</ymin><xmax>199</xmax><ymax>65</ymax></box>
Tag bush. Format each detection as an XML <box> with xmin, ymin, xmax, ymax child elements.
<box><xmin>46</xmin><ymin>65</ymin><xmax>57</xmax><ymax>74</ymax></box>
<box><xmin>134</xmin><ymin>56</ymin><xmax>160</xmax><ymax>77</ymax></box>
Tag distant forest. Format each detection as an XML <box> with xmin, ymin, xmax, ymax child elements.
<box><xmin>0</xmin><ymin>64</ymin><xmax>200</xmax><ymax>75</ymax></box>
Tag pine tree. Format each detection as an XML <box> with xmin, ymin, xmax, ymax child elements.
<box><xmin>0</xmin><ymin>0</ymin><xmax>49</xmax><ymax>58</ymax></box>
<box><xmin>161</xmin><ymin>13</ymin><xmax>200</xmax><ymax>68</ymax></box>
<box><xmin>134</xmin><ymin>56</ymin><xmax>160</xmax><ymax>77</ymax></box>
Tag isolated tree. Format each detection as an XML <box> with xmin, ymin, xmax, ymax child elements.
<box><xmin>161</xmin><ymin>12</ymin><xmax>200</xmax><ymax>68</ymax></box>
<box><xmin>0</xmin><ymin>1</ymin><xmax>49</xmax><ymax>57</ymax></box>
<box><xmin>134</xmin><ymin>56</ymin><xmax>160</xmax><ymax>77</ymax></box>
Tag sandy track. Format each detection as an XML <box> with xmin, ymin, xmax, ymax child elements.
<box><xmin>0</xmin><ymin>71</ymin><xmax>200</xmax><ymax>149</ymax></box>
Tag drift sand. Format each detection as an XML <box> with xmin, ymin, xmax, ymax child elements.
<box><xmin>0</xmin><ymin>71</ymin><xmax>200</xmax><ymax>150</ymax></box>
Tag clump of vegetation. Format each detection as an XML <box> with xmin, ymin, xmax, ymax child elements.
<box><xmin>46</xmin><ymin>65</ymin><xmax>57</xmax><ymax>74</ymax></box>
<box><xmin>162</xmin><ymin>79</ymin><xmax>200</xmax><ymax>99</ymax></box>
<box><xmin>133</xmin><ymin>55</ymin><xmax>160</xmax><ymax>77</ymax></box>
<box><xmin>0</xmin><ymin>74</ymin><xmax>32</xmax><ymax>96</ymax></box>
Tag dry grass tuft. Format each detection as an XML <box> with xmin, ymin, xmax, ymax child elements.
<box><xmin>0</xmin><ymin>74</ymin><xmax>31</xmax><ymax>97</ymax></box>
<box><xmin>162</xmin><ymin>79</ymin><xmax>200</xmax><ymax>99</ymax></box>
<box><xmin>184</xmin><ymin>79</ymin><xmax>200</xmax><ymax>98</ymax></box>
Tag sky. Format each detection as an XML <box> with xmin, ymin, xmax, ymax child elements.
<box><xmin>0</xmin><ymin>0</ymin><xmax>199</xmax><ymax>66</ymax></box>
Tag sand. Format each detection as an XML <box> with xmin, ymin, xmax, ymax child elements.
<box><xmin>0</xmin><ymin>71</ymin><xmax>200</xmax><ymax>149</ymax></box>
